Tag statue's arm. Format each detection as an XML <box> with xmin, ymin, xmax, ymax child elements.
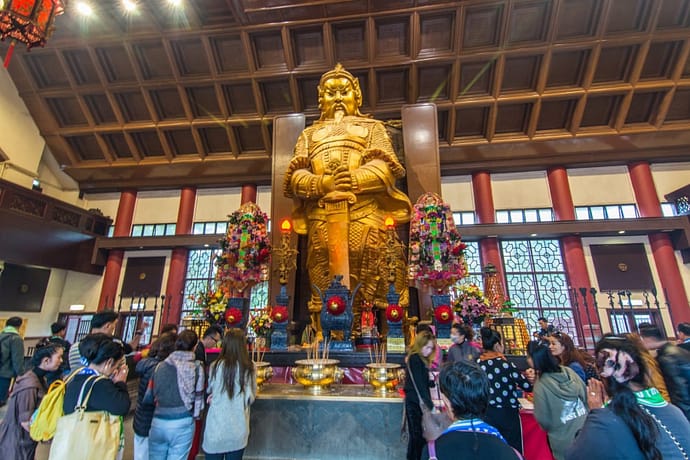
<box><xmin>284</xmin><ymin>133</ymin><xmax>334</xmax><ymax>199</ymax></box>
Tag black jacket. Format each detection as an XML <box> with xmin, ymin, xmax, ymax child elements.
<box><xmin>133</xmin><ymin>357</ymin><xmax>160</xmax><ymax>436</ymax></box>
<box><xmin>63</xmin><ymin>373</ymin><xmax>130</xmax><ymax>416</ymax></box>
<box><xmin>656</xmin><ymin>342</ymin><xmax>690</xmax><ymax>421</ymax></box>
<box><xmin>404</xmin><ymin>354</ymin><xmax>434</xmax><ymax>409</ymax></box>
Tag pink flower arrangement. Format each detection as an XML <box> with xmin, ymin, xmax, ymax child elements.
<box><xmin>454</xmin><ymin>284</ymin><xmax>497</xmax><ymax>325</ymax></box>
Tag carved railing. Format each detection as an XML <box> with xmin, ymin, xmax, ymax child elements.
<box><xmin>0</xmin><ymin>179</ymin><xmax>111</xmax><ymax>235</ymax></box>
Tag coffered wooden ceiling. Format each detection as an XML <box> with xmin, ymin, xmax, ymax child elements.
<box><xmin>3</xmin><ymin>0</ymin><xmax>690</xmax><ymax>191</ymax></box>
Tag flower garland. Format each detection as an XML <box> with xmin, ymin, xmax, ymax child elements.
<box><xmin>215</xmin><ymin>202</ymin><xmax>271</xmax><ymax>295</ymax></box>
<box><xmin>408</xmin><ymin>192</ymin><xmax>467</xmax><ymax>291</ymax></box>
<box><xmin>453</xmin><ymin>284</ymin><xmax>497</xmax><ymax>325</ymax></box>
<box><xmin>249</xmin><ymin>310</ymin><xmax>273</xmax><ymax>337</ymax></box>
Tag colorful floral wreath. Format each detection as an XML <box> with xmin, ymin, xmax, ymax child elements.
<box><xmin>408</xmin><ymin>192</ymin><xmax>467</xmax><ymax>292</ymax></box>
<box><xmin>215</xmin><ymin>202</ymin><xmax>271</xmax><ymax>295</ymax></box>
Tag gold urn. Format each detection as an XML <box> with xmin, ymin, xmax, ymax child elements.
<box><xmin>254</xmin><ymin>361</ymin><xmax>273</xmax><ymax>389</ymax></box>
<box><xmin>291</xmin><ymin>359</ymin><xmax>343</xmax><ymax>393</ymax></box>
<box><xmin>362</xmin><ymin>363</ymin><xmax>404</xmax><ymax>394</ymax></box>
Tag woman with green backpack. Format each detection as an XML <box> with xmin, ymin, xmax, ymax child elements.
<box><xmin>0</xmin><ymin>341</ymin><xmax>64</xmax><ymax>459</ymax></box>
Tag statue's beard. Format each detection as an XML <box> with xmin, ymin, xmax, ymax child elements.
<box><xmin>334</xmin><ymin>109</ymin><xmax>345</xmax><ymax>123</ymax></box>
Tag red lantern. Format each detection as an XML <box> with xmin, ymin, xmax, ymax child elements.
<box><xmin>325</xmin><ymin>295</ymin><xmax>346</xmax><ymax>316</ymax></box>
<box><xmin>224</xmin><ymin>307</ymin><xmax>243</xmax><ymax>326</ymax></box>
<box><xmin>386</xmin><ymin>304</ymin><xmax>403</xmax><ymax>323</ymax></box>
<box><xmin>434</xmin><ymin>305</ymin><xmax>453</xmax><ymax>324</ymax></box>
<box><xmin>0</xmin><ymin>0</ymin><xmax>65</xmax><ymax>67</ymax></box>
<box><xmin>271</xmin><ymin>306</ymin><xmax>288</xmax><ymax>323</ymax></box>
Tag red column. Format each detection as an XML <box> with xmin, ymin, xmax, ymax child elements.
<box><xmin>164</xmin><ymin>187</ymin><xmax>197</xmax><ymax>328</ymax></box>
<box><xmin>547</xmin><ymin>167</ymin><xmax>600</xmax><ymax>345</ymax></box>
<box><xmin>241</xmin><ymin>184</ymin><xmax>257</xmax><ymax>205</ymax></box>
<box><xmin>628</xmin><ymin>162</ymin><xmax>690</xmax><ymax>324</ymax></box>
<box><xmin>98</xmin><ymin>189</ymin><xmax>137</xmax><ymax>311</ymax></box>
<box><xmin>471</xmin><ymin>171</ymin><xmax>505</xmax><ymax>282</ymax></box>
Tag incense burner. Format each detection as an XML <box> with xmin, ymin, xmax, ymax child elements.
<box><xmin>292</xmin><ymin>359</ymin><xmax>343</xmax><ymax>393</ymax></box>
<box><xmin>362</xmin><ymin>363</ymin><xmax>404</xmax><ymax>394</ymax></box>
<box><xmin>254</xmin><ymin>361</ymin><xmax>273</xmax><ymax>390</ymax></box>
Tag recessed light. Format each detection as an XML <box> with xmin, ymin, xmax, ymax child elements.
<box><xmin>122</xmin><ymin>0</ymin><xmax>137</xmax><ymax>12</ymax></box>
<box><xmin>530</xmin><ymin>233</ymin><xmax>538</xmax><ymax>237</ymax></box>
<box><xmin>618</xmin><ymin>230</ymin><xmax>625</xmax><ymax>234</ymax></box>
<box><xmin>75</xmin><ymin>1</ymin><xmax>93</xmax><ymax>15</ymax></box>
<box><xmin>203</xmin><ymin>243</ymin><xmax>210</xmax><ymax>247</ymax></box>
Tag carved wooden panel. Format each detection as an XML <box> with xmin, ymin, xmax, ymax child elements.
<box><xmin>3</xmin><ymin>0</ymin><xmax>689</xmax><ymax>189</ymax></box>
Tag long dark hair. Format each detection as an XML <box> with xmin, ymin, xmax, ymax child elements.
<box><xmin>530</xmin><ymin>342</ymin><xmax>560</xmax><ymax>375</ymax></box>
<box><xmin>595</xmin><ymin>336</ymin><xmax>661</xmax><ymax>460</ymax></box>
<box><xmin>79</xmin><ymin>333</ymin><xmax>124</xmax><ymax>365</ymax></box>
<box><xmin>480</xmin><ymin>327</ymin><xmax>501</xmax><ymax>351</ymax></box>
<box><xmin>31</xmin><ymin>340</ymin><xmax>63</xmax><ymax>371</ymax></box>
<box><xmin>210</xmin><ymin>328</ymin><xmax>254</xmax><ymax>398</ymax></box>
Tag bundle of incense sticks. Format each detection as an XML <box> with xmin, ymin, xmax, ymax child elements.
<box><xmin>369</xmin><ymin>342</ymin><xmax>386</xmax><ymax>365</ymax></box>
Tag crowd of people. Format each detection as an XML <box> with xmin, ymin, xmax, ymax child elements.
<box><xmin>406</xmin><ymin>319</ymin><xmax>690</xmax><ymax>460</ymax></box>
<box><xmin>0</xmin><ymin>313</ymin><xmax>256</xmax><ymax>460</ymax></box>
<box><xmin>3</xmin><ymin>312</ymin><xmax>690</xmax><ymax>460</ymax></box>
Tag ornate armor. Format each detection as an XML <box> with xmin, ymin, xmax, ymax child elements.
<box><xmin>284</xmin><ymin>65</ymin><xmax>412</xmax><ymax>336</ymax></box>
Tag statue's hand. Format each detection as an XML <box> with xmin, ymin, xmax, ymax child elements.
<box><xmin>320</xmin><ymin>174</ymin><xmax>335</xmax><ymax>194</ymax></box>
<box><xmin>333</xmin><ymin>166</ymin><xmax>352</xmax><ymax>191</ymax></box>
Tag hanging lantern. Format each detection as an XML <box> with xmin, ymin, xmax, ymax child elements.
<box><xmin>1</xmin><ymin>0</ymin><xmax>66</xmax><ymax>66</ymax></box>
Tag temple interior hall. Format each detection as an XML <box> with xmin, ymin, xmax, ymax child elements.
<box><xmin>1</xmin><ymin>1</ymin><xmax>690</xmax><ymax>459</ymax></box>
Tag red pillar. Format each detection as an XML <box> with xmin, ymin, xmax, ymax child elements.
<box><xmin>471</xmin><ymin>171</ymin><xmax>505</xmax><ymax>282</ymax></box>
<box><xmin>241</xmin><ymin>184</ymin><xmax>257</xmax><ymax>205</ymax></box>
<box><xmin>628</xmin><ymin>162</ymin><xmax>690</xmax><ymax>324</ymax></box>
<box><xmin>164</xmin><ymin>187</ymin><xmax>197</xmax><ymax>328</ymax></box>
<box><xmin>98</xmin><ymin>189</ymin><xmax>137</xmax><ymax>311</ymax></box>
<box><xmin>547</xmin><ymin>167</ymin><xmax>601</xmax><ymax>345</ymax></box>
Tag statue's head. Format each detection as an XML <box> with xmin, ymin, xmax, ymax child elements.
<box><xmin>317</xmin><ymin>63</ymin><xmax>364</xmax><ymax>120</ymax></box>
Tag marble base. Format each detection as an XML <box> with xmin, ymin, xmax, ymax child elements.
<box><xmin>246</xmin><ymin>384</ymin><xmax>405</xmax><ymax>460</ymax></box>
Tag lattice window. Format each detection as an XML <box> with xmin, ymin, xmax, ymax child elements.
<box><xmin>458</xmin><ymin>241</ymin><xmax>483</xmax><ymax>290</ymax></box>
<box><xmin>501</xmin><ymin>239</ymin><xmax>576</xmax><ymax>340</ymax></box>
<box><xmin>181</xmin><ymin>249</ymin><xmax>218</xmax><ymax>317</ymax></box>
<box><xmin>181</xmin><ymin>249</ymin><xmax>270</xmax><ymax>324</ymax></box>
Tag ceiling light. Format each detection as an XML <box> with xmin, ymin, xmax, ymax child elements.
<box><xmin>75</xmin><ymin>1</ymin><xmax>93</xmax><ymax>16</ymax></box>
<box><xmin>618</xmin><ymin>230</ymin><xmax>625</xmax><ymax>234</ymax></box>
<box><xmin>168</xmin><ymin>0</ymin><xmax>182</xmax><ymax>6</ymax></box>
<box><xmin>70</xmin><ymin>304</ymin><xmax>85</xmax><ymax>311</ymax></box>
<box><xmin>530</xmin><ymin>233</ymin><xmax>537</xmax><ymax>237</ymax></box>
<box><xmin>122</xmin><ymin>0</ymin><xmax>137</xmax><ymax>12</ymax></box>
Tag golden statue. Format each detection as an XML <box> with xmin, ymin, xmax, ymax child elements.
<box><xmin>283</xmin><ymin>64</ymin><xmax>412</xmax><ymax>337</ymax></box>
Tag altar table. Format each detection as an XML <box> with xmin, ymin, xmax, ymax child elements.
<box><xmin>246</xmin><ymin>383</ymin><xmax>553</xmax><ymax>460</ymax></box>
